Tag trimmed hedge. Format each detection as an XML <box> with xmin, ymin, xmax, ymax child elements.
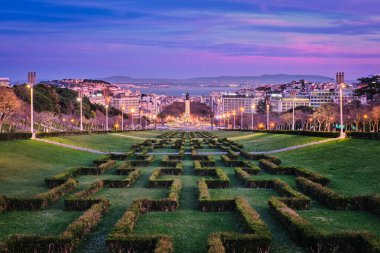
<box><xmin>259</xmin><ymin>160</ymin><xmax>329</xmax><ymax>186</ymax></box>
<box><xmin>208</xmin><ymin>199</ymin><xmax>272</xmax><ymax>253</ymax></box>
<box><xmin>268</xmin><ymin>197</ymin><xmax>380</xmax><ymax>253</ymax></box>
<box><xmin>0</xmin><ymin>132</ymin><xmax>32</xmax><ymax>141</ymax></box>
<box><xmin>1</xmin><ymin>199</ymin><xmax>110</xmax><ymax>253</ymax></box>
<box><xmin>347</xmin><ymin>131</ymin><xmax>380</xmax><ymax>140</ymax></box>
<box><xmin>296</xmin><ymin>177</ymin><xmax>380</xmax><ymax>214</ymax></box>
<box><xmin>104</xmin><ymin>169</ymin><xmax>142</xmax><ymax>188</ymax></box>
<box><xmin>226</xmin><ymin>129</ymin><xmax>340</xmax><ymax>138</ymax></box>
<box><xmin>4</xmin><ymin>179</ymin><xmax>78</xmax><ymax>211</ymax></box>
<box><xmin>106</xmin><ymin>178</ymin><xmax>181</xmax><ymax>253</ymax></box>
<box><xmin>235</xmin><ymin>169</ymin><xmax>310</xmax><ymax>210</ymax></box>
<box><xmin>204</xmin><ymin>168</ymin><xmax>230</xmax><ymax>188</ymax></box>
<box><xmin>65</xmin><ymin>181</ymin><xmax>105</xmax><ymax>211</ymax></box>
<box><xmin>45</xmin><ymin>162</ymin><xmax>115</xmax><ymax>188</ymax></box>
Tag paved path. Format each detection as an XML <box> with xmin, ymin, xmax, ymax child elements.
<box><xmin>250</xmin><ymin>137</ymin><xmax>341</xmax><ymax>154</ymax></box>
<box><xmin>34</xmin><ymin>138</ymin><xmax>108</xmax><ymax>154</ymax></box>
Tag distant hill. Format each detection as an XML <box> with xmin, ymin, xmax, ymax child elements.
<box><xmin>98</xmin><ymin>74</ymin><xmax>333</xmax><ymax>85</ymax></box>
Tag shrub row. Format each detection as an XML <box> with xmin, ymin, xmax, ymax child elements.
<box><xmin>204</xmin><ymin>168</ymin><xmax>230</xmax><ymax>188</ymax></box>
<box><xmin>238</xmin><ymin>150</ymin><xmax>282</xmax><ymax>164</ymax></box>
<box><xmin>124</xmin><ymin>155</ymin><xmax>155</xmax><ymax>167</ymax></box>
<box><xmin>106</xmin><ymin>179</ymin><xmax>182</xmax><ymax>252</ymax></box>
<box><xmin>234</xmin><ymin>169</ymin><xmax>310</xmax><ymax>210</ymax></box>
<box><xmin>65</xmin><ymin>180</ymin><xmax>105</xmax><ymax>211</ymax></box>
<box><xmin>268</xmin><ymin>197</ymin><xmax>380</xmax><ymax>253</ymax></box>
<box><xmin>296</xmin><ymin>177</ymin><xmax>380</xmax><ymax>214</ymax></box>
<box><xmin>104</xmin><ymin>169</ymin><xmax>142</xmax><ymax>188</ymax></box>
<box><xmin>0</xmin><ymin>132</ymin><xmax>32</xmax><ymax>141</ymax></box>
<box><xmin>2</xmin><ymin>179</ymin><xmax>78</xmax><ymax>211</ymax></box>
<box><xmin>206</xmin><ymin>197</ymin><xmax>272</xmax><ymax>253</ymax></box>
<box><xmin>259</xmin><ymin>160</ymin><xmax>329</xmax><ymax>186</ymax></box>
<box><xmin>346</xmin><ymin>132</ymin><xmax>380</xmax><ymax>140</ymax></box>
<box><xmin>45</xmin><ymin>161</ymin><xmax>115</xmax><ymax>188</ymax></box>
<box><xmin>226</xmin><ymin>129</ymin><xmax>340</xmax><ymax>138</ymax></box>
<box><xmin>0</xmin><ymin>199</ymin><xmax>110</xmax><ymax>253</ymax></box>
<box><xmin>221</xmin><ymin>156</ymin><xmax>257</xmax><ymax>169</ymax></box>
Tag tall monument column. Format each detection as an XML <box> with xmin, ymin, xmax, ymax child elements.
<box><xmin>184</xmin><ymin>92</ymin><xmax>191</xmax><ymax>123</ymax></box>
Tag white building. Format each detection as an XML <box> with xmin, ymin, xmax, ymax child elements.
<box><xmin>111</xmin><ymin>94</ymin><xmax>140</xmax><ymax>115</ymax></box>
<box><xmin>310</xmin><ymin>90</ymin><xmax>336</xmax><ymax>108</ymax></box>
<box><xmin>0</xmin><ymin>78</ymin><xmax>10</xmax><ymax>87</ymax></box>
<box><xmin>271</xmin><ymin>94</ymin><xmax>311</xmax><ymax>113</ymax></box>
<box><xmin>221</xmin><ymin>93</ymin><xmax>258</xmax><ymax>115</ymax></box>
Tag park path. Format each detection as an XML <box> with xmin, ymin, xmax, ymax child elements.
<box><xmin>250</xmin><ymin>137</ymin><xmax>340</xmax><ymax>154</ymax></box>
<box><xmin>34</xmin><ymin>136</ymin><xmax>341</xmax><ymax>155</ymax></box>
<box><xmin>34</xmin><ymin>138</ymin><xmax>108</xmax><ymax>154</ymax></box>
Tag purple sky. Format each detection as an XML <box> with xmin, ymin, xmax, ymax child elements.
<box><xmin>1</xmin><ymin>0</ymin><xmax>380</xmax><ymax>81</ymax></box>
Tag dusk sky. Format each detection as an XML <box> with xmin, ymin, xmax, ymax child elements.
<box><xmin>1</xmin><ymin>0</ymin><xmax>380</xmax><ymax>81</ymax></box>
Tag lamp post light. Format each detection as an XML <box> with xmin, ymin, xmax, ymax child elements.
<box><xmin>131</xmin><ymin>108</ymin><xmax>135</xmax><ymax>130</ymax></box>
<box><xmin>223</xmin><ymin>114</ymin><xmax>226</xmax><ymax>128</ymax></box>
<box><xmin>105</xmin><ymin>104</ymin><xmax>109</xmax><ymax>131</ymax></box>
<box><xmin>153</xmin><ymin>115</ymin><xmax>157</xmax><ymax>129</ymax></box>
<box><xmin>27</xmin><ymin>72</ymin><xmax>36</xmax><ymax>139</ymax></box>
<box><xmin>121</xmin><ymin>105</ymin><xmax>125</xmax><ymax>131</ymax></box>
<box><xmin>239</xmin><ymin>107</ymin><xmax>244</xmax><ymax>129</ymax></box>
<box><xmin>265</xmin><ymin>97</ymin><xmax>270</xmax><ymax>130</ymax></box>
<box><xmin>226</xmin><ymin>112</ymin><xmax>231</xmax><ymax>129</ymax></box>
<box><xmin>363</xmin><ymin>114</ymin><xmax>368</xmax><ymax>132</ymax></box>
<box><xmin>232</xmin><ymin>111</ymin><xmax>236</xmax><ymax>129</ymax></box>
<box><xmin>76</xmin><ymin>96</ymin><xmax>83</xmax><ymax>131</ymax></box>
<box><xmin>291</xmin><ymin>90</ymin><xmax>296</xmax><ymax>131</ymax></box>
<box><xmin>251</xmin><ymin>104</ymin><xmax>255</xmax><ymax>130</ymax></box>
<box><xmin>339</xmin><ymin>83</ymin><xmax>345</xmax><ymax>138</ymax></box>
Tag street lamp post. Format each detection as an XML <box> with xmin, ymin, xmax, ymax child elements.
<box><xmin>105</xmin><ymin>104</ymin><xmax>109</xmax><ymax>131</ymax></box>
<box><xmin>291</xmin><ymin>90</ymin><xmax>296</xmax><ymax>131</ymax></box>
<box><xmin>131</xmin><ymin>108</ymin><xmax>135</xmax><ymax>130</ymax></box>
<box><xmin>223</xmin><ymin>114</ymin><xmax>226</xmax><ymax>128</ymax></box>
<box><xmin>251</xmin><ymin>104</ymin><xmax>255</xmax><ymax>130</ymax></box>
<box><xmin>226</xmin><ymin>113</ymin><xmax>230</xmax><ymax>129</ymax></box>
<box><xmin>77</xmin><ymin>95</ymin><xmax>83</xmax><ymax>131</ymax></box>
<box><xmin>121</xmin><ymin>105</ymin><xmax>125</xmax><ymax>131</ymax></box>
<box><xmin>339</xmin><ymin>83</ymin><xmax>345</xmax><ymax>138</ymax></box>
<box><xmin>239</xmin><ymin>107</ymin><xmax>244</xmax><ymax>129</ymax></box>
<box><xmin>27</xmin><ymin>72</ymin><xmax>36</xmax><ymax>139</ymax></box>
<box><xmin>232</xmin><ymin>111</ymin><xmax>236</xmax><ymax>129</ymax></box>
<box><xmin>363</xmin><ymin>114</ymin><xmax>368</xmax><ymax>132</ymax></box>
<box><xmin>265</xmin><ymin>97</ymin><xmax>270</xmax><ymax>130</ymax></box>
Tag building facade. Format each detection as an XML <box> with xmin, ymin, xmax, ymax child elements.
<box><xmin>0</xmin><ymin>78</ymin><xmax>10</xmax><ymax>87</ymax></box>
<box><xmin>271</xmin><ymin>94</ymin><xmax>311</xmax><ymax>113</ymax></box>
<box><xmin>221</xmin><ymin>94</ymin><xmax>257</xmax><ymax>114</ymax></box>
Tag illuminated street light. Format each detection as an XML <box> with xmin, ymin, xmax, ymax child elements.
<box><xmin>239</xmin><ymin>107</ymin><xmax>244</xmax><ymax>129</ymax></box>
<box><xmin>232</xmin><ymin>111</ymin><xmax>236</xmax><ymax>129</ymax></box>
<box><xmin>363</xmin><ymin>114</ymin><xmax>368</xmax><ymax>132</ymax></box>
<box><xmin>77</xmin><ymin>96</ymin><xmax>83</xmax><ymax>131</ymax></box>
<box><xmin>131</xmin><ymin>108</ymin><xmax>135</xmax><ymax>130</ymax></box>
<box><xmin>339</xmin><ymin>83</ymin><xmax>345</xmax><ymax>138</ymax></box>
<box><xmin>251</xmin><ymin>104</ymin><xmax>255</xmax><ymax>130</ymax></box>
<box><xmin>27</xmin><ymin>72</ymin><xmax>36</xmax><ymax>139</ymax></box>
<box><xmin>121</xmin><ymin>105</ymin><xmax>125</xmax><ymax>131</ymax></box>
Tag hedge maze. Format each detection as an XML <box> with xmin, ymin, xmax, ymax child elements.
<box><xmin>0</xmin><ymin>131</ymin><xmax>379</xmax><ymax>253</ymax></box>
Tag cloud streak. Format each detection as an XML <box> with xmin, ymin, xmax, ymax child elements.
<box><xmin>1</xmin><ymin>0</ymin><xmax>379</xmax><ymax>80</ymax></box>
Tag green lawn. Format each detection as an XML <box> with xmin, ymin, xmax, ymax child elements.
<box><xmin>0</xmin><ymin>140</ymin><xmax>99</xmax><ymax>196</ymax></box>
<box><xmin>276</xmin><ymin>138</ymin><xmax>380</xmax><ymax>196</ymax></box>
<box><xmin>222</xmin><ymin>132</ymin><xmax>327</xmax><ymax>151</ymax></box>
<box><xmin>0</xmin><ymin>132</ymin><xmax>379</xmax><ymax>253</ymax></box>
<box><xmin>44</xmin><ymin>133</ymin><xmax>140</xmax><ymax>152</ymax></box>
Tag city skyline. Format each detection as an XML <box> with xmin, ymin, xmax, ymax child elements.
<box><xmin>1</xmin><ymin>0</ymin><xmax>380</xmax><ymax>80</ymax></box>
